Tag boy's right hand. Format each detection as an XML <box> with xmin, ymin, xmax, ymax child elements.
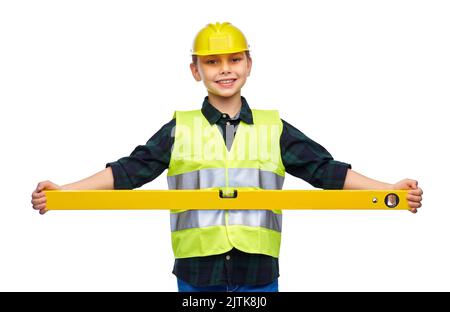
<box><xmin>31</xmin><ymin>181</ymin><xmax>61</xmax><ymax>215</ymax></box>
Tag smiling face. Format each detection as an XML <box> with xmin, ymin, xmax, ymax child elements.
<box><xmin>190</xmin><ymin>52</ymin><xmax>252</xmax><ymax>99</ymax></box>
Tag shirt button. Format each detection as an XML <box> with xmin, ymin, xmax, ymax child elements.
<box><xmin>226</xmin><ymin>121</ymin><xmax>231</xmax><ymax>126</ymax></box>
<box><xmin>222</xmin><ymin>114</ymin><xmax>227</xmax><ymax>118</ymax></box>
<box><xmin>225</xmin><ymin>255</ymin><xmax>231</xmax><ymax>260</ymax></box>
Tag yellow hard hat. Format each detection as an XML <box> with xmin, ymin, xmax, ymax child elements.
<box><xmin>192</xmin><ymin>22</ymin><xmax>249</xmax><ymax>56</ymax></box>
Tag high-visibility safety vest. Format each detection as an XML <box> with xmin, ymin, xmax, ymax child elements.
<box><xmin>167</xmin><ymin>109</ymin><xmax>286</xmax><ymax>259</ymax></box>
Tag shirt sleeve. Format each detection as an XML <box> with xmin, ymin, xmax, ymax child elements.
<box><xmin>280</xmin><ymin>119</ymin><xmax>351</xmax><ymax>189</ymax></box>
<box><xmin>105</xmin><ymin>119</ymin><xmax>176</xmax><ymax>189</ymax></box>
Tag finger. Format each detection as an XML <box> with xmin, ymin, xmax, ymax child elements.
<box><xmin>36</xmin><ymin>181</ymin><xmax>52</xmax><ymax>192</ymax></box>
<box><xmin>406</xmin><ymin>180</ymin><xmax>418</xmax><ymax>190</ymax></box>
<box><xmin>408</xmin><ymin>188</ymin><xmax>423</xmax><ymax>196</ymax></box>
<box><xmin>408</xmin><ymin>201</ymin><xmax>422</xmax><ymax>209</ymax></box>
<box><xmin>407</xmin><ymin>194</ymin><xmax>422</xmax><ymax>202</ymax></box>
<box><xmin>39</xmin><ymin>209</ymin><xmax>48</xmax><ymax>215</ymax></box>
<box><xmin>32</xmin><ymin>191</ymin><xmax>45</xmax><ymax>199</ymax></box>
<box><xmin>33</xmin><ymin>203</ymin><xmax>47</xmax><ymax>210</ymax></box>
<box><xmin>32</xmin><ymin>197</ymin><xmax>46</xmax><ymax>206</ymax></box>
<box><xmin>409</xmin><ymin>208</ymin><xmax>417</xmax><ymax>214</ymax></box>
<box><xmin>36</xmin><ymin>183</ymin><xmax>45</xmax><ymax>192</ymax></box>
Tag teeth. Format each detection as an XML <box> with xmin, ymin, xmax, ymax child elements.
<box><xmin>217</xmin><ymin>79</ymin><xmax>235</xmax><ymax>84</ymax></box>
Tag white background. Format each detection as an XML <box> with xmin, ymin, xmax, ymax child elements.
<box><xmin>1</xmin><ymin>0</ymin><xmax>449</xmax><ymax>291</ymax></box>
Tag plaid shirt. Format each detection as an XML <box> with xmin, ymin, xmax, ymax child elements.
<box><xmin>106</xmin><ymin>97</ymin><xmax>351</xmax><ymax>287</ymax></box>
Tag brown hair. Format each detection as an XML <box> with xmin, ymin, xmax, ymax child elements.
<box><xmin>191</xmin><ymin>51</ymin><xmax>251</xmax><ymax>64</ymax></box>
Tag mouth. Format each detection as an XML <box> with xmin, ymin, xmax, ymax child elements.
<box><xmin>215</xmin><ymin>78</ymin><xmax>237</xmax><ymax>88</ymax></box>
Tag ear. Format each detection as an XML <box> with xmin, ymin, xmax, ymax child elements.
<box><xmin>246</xmin><ymin>55</ymin><xmax>252</xmax><ymax>77</ymax></box>
<box><xmin>190</xmin><ymin>63</ymin><xmax>202</xmax><ymax>82</ymax></box>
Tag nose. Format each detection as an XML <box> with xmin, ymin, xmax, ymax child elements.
<box><xmin>220</xmin><ymin>60</ymin><xmax>231</xmax><ymax>74</ymax></box>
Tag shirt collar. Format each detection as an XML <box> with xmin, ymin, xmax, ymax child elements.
<box><xmin>201</xmin><ymin>96</ymin><xmax>254</xmax><ymax>125</ymax></box>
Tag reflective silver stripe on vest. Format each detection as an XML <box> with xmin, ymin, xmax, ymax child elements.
<box><xmin>227</xmin><ymin>168</ymin><xmax>284</xmax><ymax>189</ymax></box>
<box><xmin>171</xmin><ymin>210</ymin><xmax>225</xmax><ymax>232</ymax></box>
<box><xmin>228</xmin><ymin>210</ymin><xmax>282</xmax><ymax>232</ymax></box>
<box><xmin>167</xmin><ymin>168</ymin><xmax>226</xmax><ymax>189</ymax></box>
<box><xmin>170</xmin><ymin>210</ymin><xmax>281</xmax><ymax>232</ymax></box>
<box><xmin>168</xmin><ymin>168</ymin><xmax>284</xmax><ymax>190</ymax></box>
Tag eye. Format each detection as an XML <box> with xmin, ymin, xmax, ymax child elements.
<box><xmin>232</xmin><ymin>57</ymin><xmax>242</xmax><ymax>63</ymax></box>
<box><xmin>206</xmin><ymin>59</ymin><xmax>218</xmax><ymax>64</ymax></box>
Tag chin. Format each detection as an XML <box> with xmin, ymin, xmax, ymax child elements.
<box><xmin>214</xmin><ymin>90</ymin><xmax>240</xmax><ymax>98</ymax></box>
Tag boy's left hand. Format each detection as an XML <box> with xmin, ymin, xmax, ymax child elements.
<box><xmin>392</xmin><ymin>179</ymin><xmax>423</xmax><ymax>213</ymax></box>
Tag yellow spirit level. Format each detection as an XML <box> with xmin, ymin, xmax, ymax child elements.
<box><xmin>44</xmin><ymin>190</ymin><xmax>409</xmax><ymax>210</ymax></box>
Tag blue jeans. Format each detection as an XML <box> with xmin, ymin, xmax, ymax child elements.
<box><xmin>177</xmin><ymin>278</ymin><xmax>278</xmax><ymax>292</ymax></box>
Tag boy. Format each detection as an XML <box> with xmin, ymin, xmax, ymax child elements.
<box><xmin>31</xmin><ymin>22</ymin><xmax>423</xmax><ymax>292</ymax></box>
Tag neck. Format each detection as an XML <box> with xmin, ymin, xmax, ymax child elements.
<box><xmin>207</xmin><ymin>92</ymin><xmax>242</xmax><ymax>118</ymax></box>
